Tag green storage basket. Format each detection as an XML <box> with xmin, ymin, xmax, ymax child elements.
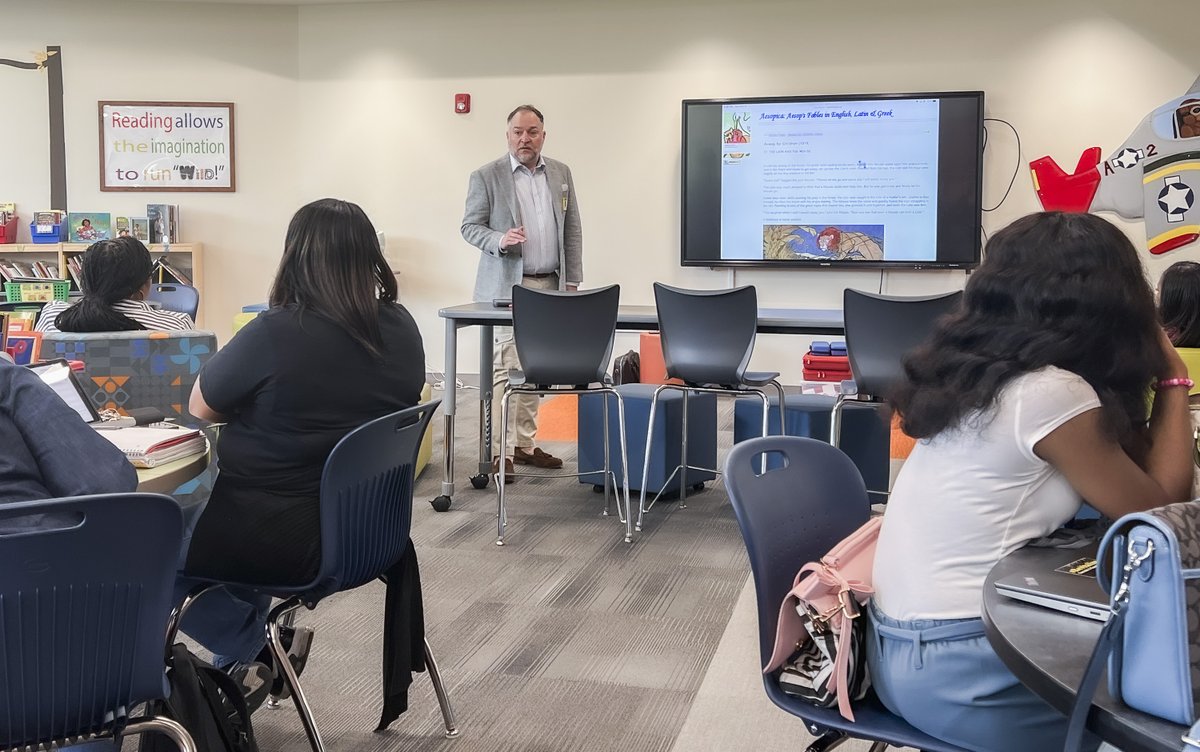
<box><xmin>4</xmin><ymin>280</ymin><xmax>72</xmax><ymax>302</ymax></box>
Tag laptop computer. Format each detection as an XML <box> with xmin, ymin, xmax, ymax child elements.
<box><xmin>993</xmin><ymin>543</ymin><xmax>1111</xmax><ymax>622</ymax></box>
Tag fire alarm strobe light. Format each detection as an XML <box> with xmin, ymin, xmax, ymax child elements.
<box><xmin>454</xmin><ymin>93</ymin><xmax>471</xmax><ymax>114</ymax></box>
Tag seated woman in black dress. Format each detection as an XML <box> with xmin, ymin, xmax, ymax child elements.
<box><xmin>36</xmin><ymin>237</ymin><xmax>194</xmax><ymax>333</ymax></box>
<box><xmin>176</xmin><ymin>198</ymin><xmax>425</xmax><ymax>690</ymax></box>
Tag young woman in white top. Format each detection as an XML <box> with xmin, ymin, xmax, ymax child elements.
<box><xmin>868</xmin><ymin>211</ymin><xmax>1194</xmax><ymax>752</ymax></box>
<box><xmin>35</xmin><ymin>237</ymin><xmax>194</xmax><ymax>333</ymax></box>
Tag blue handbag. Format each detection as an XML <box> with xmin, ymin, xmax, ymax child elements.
<box><xmin>1064</xmin><ymin>500</ymin><xmax>1200</xmax><ymax>750</ymax></box>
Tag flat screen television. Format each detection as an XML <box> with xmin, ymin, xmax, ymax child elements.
<box><xmin>681</xmin><ymin>91</ymin><xmax>984</xmax><ymax>270</ymax></box>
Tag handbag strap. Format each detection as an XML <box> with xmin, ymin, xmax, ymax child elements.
<box><xmin>1063</xmin><ymin>599</ymin><xmax>1126</xmax><ymax>752</ymax></box>
<box><xmin>1062</xmin><ymin>537</ymin><xmax>1155</xmax><ymax>752</ymax></box>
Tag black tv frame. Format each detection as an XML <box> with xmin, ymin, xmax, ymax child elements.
<box><xmin>680</xmin><ymin>90</ymin><xmax>985</xmax><ymax>271</ymax></box>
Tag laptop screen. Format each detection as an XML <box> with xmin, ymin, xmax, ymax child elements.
<box><xmin>27</xmin><ymin>360</ymin><xmax>100</xmax><ymax>424</ymax></box>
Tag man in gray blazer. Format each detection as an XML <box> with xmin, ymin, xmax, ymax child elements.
<box><xmin>461</xmin><ymin>104</ymin><xmax>583</xmax><ymax>479</ymax></box>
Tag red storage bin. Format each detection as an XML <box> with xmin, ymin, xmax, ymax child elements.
<box><xmin>802</xmin><ymin>352</ymin><xmax>852</xmax><ymax>382</ymax></box>
<box><xmin>0</xmin><ymin>215</ymin><xmax>18</xmax><ymax>244</ymax></box>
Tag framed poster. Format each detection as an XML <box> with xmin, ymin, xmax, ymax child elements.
<box><xmin>99</xmin><ymin>101</ymin><xmax>235</xmax><ymax>192</ymax></box>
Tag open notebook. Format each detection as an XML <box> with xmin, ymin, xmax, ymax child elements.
<box><xmin>95</xmin><ymin>425</ymin><xmax>206</xmax><ymax>468</ymax></box>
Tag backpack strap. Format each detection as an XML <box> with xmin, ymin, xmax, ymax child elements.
<box><xmin>196</xmin><ymin>665</ymin><xmax>259</xmax><ymax>752</ymax></box>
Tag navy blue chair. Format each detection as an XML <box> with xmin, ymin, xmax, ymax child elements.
<box><xmin>723</xmin><ymin>436</ymin><xmax>967</xmax><ymax>752</ymax></box>
<box><xmin>636</xmin><ymin>283</ymin><xmax>787</xmax><ymax>533</ymax></box>
<box><xmin>831</xmin><ymin>290</ymin><xmax>962</xmax><ymax>500</ymax></box>
<box><xmin>147</xmin><ymin>283</ymin><xmax>200</xmax><ymax>321</ymax></box>
<box><xmin>500</xmin><ymin>284</ymin><xmax>631</xmax><ymax>545</ymax></box>
<box><xmin>0</xmin><ymin>493</ymin><xmax>195</xmax><ymax>751</ymax></box>
<box><xmin>171</xmin><ymin>400</ymin><xmax>457</xmax><ymax>752</ymax></box>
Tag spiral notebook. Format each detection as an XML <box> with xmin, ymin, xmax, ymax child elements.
<box><xmin>95</xmin><ymin>425</ymin><xmax>205</xmax><ymax>468</ymax></box>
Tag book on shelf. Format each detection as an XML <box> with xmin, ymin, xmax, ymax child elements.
<box><xmin>130</xmin><ymin>216</ymin><xmax>150</xmax><ymax>242</ymax></box>
<box><xmin>67</xmin><ymin>212</ymin><xmax>111</xmax><ymax>243</ymax></box>
<box><xmin>65</xmin><ymin>256</ymin><xmax>83</xmax><ymax>289</ymax></box>
<box><xmin>114</xmin><ymin>216</ymin><xmax>131</xmax><ymax>238</ymax></box>
<box><xmin>33</xmin><ymin>210</ymin><xmax>64</xmax><ymax>230</ymax></box>
<box><xmin>8</xmin><ymin>261</ymin><xmax>34</xmax><ymax>278</ymax></box>
<box><xmin>154</xmin><ymin>257</ymin><xmax>192</xmax><ymax>286</ymax></box>
<box><xmin>146</xmin><ymin>204</ymin><xmax>180</xmax><ymax>245</ymax></box>
<box><xmin>95</xmin><ymin>425</ymin><xmax>206</xmax><ymax>468</ymax></box>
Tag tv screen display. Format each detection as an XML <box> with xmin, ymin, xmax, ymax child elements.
<box><xmin>681</xmin><ymin>91</ymin><xmax>984</xmax><ymax>269</ymax></box>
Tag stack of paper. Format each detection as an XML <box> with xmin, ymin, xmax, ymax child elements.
<box><xmin>96</xmin><ymin>425</ymin><xmax>206</xmax><ymax>468</ymax></box>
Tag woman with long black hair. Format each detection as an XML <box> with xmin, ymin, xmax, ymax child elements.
<box><xmin>867</xmin><ymin>212</ymin><xmax>1193</xmax><ymax>751</ymax></box>
<box><xmin>36</xmin><ymin>237</ymin><xmax>194</xmax><ymax>333</ymax></box>
<box><xmin>175</xmin><ymin>198</ymin><xmax>425</xmax><ymax>699</ymax></box>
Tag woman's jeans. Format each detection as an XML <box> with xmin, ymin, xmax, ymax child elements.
<box><xmin>865</xmin><ymin>600</ymin><xmax>1099</xmax><ymax>752</ymax></box>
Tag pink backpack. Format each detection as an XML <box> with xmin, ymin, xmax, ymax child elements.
<box><xmin>764</xmin><ymin>516</ymin><xmax>881</xmax><ymax>721</ymax></box>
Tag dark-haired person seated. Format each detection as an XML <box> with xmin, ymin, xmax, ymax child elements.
<box><xmin>867</xmin><ymin>213</ymin><xmax>1193</xmax><ymax>752</ymax></box>
<box><xmin>1159</xmin><ymin>260</ymin><xmax>1200</xmax><ymax>404</ymax></box>
<box><xmin>35</xmin><ymin>237</ymin><xmax>194</xmax><ymax>333</ymax></box>
<box><xmin>174</xmin><ymin>198</ymin><xmax>425</xmax><ymax>699</ymax></box>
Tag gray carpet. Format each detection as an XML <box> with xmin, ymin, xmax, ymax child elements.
<box><xmin>249</xmin><ymin>387</ymin><xmax>751</xmax><ymax>751</ymax></box>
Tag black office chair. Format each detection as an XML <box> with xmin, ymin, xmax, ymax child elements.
<box><xmin>498</xmin><ymin>284</ymin><xmax>632</xmax><ymax>544</ymax></box>
<box><xmin>147</xmin><ymin>283</ymin><xmax>200</xmax><ymax>321</ymax></box>
<box><xmin>172</xmin><ymin>401</ymin><xmax>458</xmax><ymax>752</ymax></box>
<box><xmin>724</xmin><ymin>436</ymin><xmax>968</xmax><ymax>752</ymax></box>
<box><xmin>0</xmin><ymin>493</ymin><xmax>196</xmax><ymax>751</ymax></box>
<box><xmin>636</xmin><ymin>283</ymin><xmax>785</xmax><ymax>533</ymax></box>
<box><xmin>832</xmin><ymin>290</ymin><xmax>962</xmax><ymax>496</ymax></box>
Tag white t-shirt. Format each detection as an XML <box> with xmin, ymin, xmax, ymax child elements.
<box><xmin>872</xmin><ymin>367</ymin><xmax>1102</xmax><ymax>620</ymax></box>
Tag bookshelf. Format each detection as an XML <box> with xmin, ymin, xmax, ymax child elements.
<box><xmin>0</xmin><ymin>243</ymin><xmax>205</xmax><ymax>325</ymax></box>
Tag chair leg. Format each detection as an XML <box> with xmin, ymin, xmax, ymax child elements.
<box><xmin>612</xmin><ymin>390</ymin><xmax>632</xmax><ymax>543</ymax></box>
<box><xmin>637</xmin><ymin>385</ymin><xmax>668</xmax><ymax>532</ymax></box>
<box><xmin>124</xmin><ymin>717</ymin><xmax>197</xmax><ymax>752</ymax></box>
<box><xmin>497</xmin><ymin>388</ymin><xmax>512</xmax><ymax>546</ymax></box>
<box><xmin>757</xmin><ymin>389</ymin><xmax>771</xmax><ymax>474</ymax></box>
<box><xmin>866</xmin><ymin>742</ymin><xmax>889</xmax><ymax>752</ymax></box>
<box><xmin>423</xmin><ymin>638</ymin><xmax>461</xmax><ymax>738</ymax></box>
<box><xmin>268</xmin><ymin>597</ymin><xmax>325</xmax><ymax>752</ymax></box>
<box><xmin>804</xmin><ymin>730</ymin><xmax>851</xmax><ymax>752</ymax></box>
<box><xmin>830</xmin><ymin>394</ymin><xmax>846</xmax><ymax>448</ymax></box>
<box><xmin>602</xmin><ymin>390</ymin><xmax>612</xmax><ymax>516</ymax></box>
<box><xmin>679</xmin><ymin>389</ymin><xmax>689</xmax><ymax>508</ymax></box>
<box><xmin>771</xmin><ymin>380</ymin><xmax>787</xmax><ymax>435</ymax></box>
<box><xmin>163</xmin><ymin>583</ymin><xmax>219</xmax><ymax>655</ymax></box>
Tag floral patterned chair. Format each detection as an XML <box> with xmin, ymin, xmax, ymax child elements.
<box><xmin>41</xmin><ymin>330</ymin><xmax>217</xmax><ymax>427</ymax></box>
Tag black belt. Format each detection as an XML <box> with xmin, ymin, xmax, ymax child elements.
<box><xmin>522</xmin><ymin>272</ymin><xmax>557</xmax><ymax>279</ymax></box>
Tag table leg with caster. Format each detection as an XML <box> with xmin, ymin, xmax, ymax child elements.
<box><xmin>431</xmin><ymin>318</ymin><xmax>459</xmax><ymax>512</ymax></box>
<box><xmin>474</xmin><ymin>323</ymin><xmax>495</xmax><ymax>488</ymax></box>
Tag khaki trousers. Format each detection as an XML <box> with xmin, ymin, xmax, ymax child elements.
<box><xmin>494</xmin><ymin>274</ymin><xmax>558</xmax><ymax>455</ymax></box>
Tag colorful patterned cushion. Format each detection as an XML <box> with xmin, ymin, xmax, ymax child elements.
<box><xmin>42</xmin><ymin>330</ymin><xmax>217</xmax><ymax>426</ymax></box>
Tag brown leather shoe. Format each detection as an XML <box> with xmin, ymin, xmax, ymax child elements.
<box><xmin>491</xmin><ymin>457</ymin><xmax>517</xmax><ymax>483</ymax></box>
<box><xmin>513</xmin><ymin>446</ymin><xmax>564</xmax><ymax>469</ymax></box>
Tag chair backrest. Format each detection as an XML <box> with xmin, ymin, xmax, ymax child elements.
<box><xmin>723</xmin><ymin>436</ymin><xmax>870</xmax><ymax>669</ymax></box>
<box><xmin>42</xmin><ymin>329</ymin><xmax>217</xmax><ymax>426</ymax></box>
<box><xmin>312</xmin><ymin>400</ymin><xmax>441</xmax><ymax>597</ymax></box>
<box><xmin>0</xmin><ymin>493</ymin><xmax>183</xmax><ymax>747</ymax></box>
<box><xmin>512</xmin><ymin>284</ymin><xmax>619</xmax><ymax>387</ymax></box>
<box><xmin>147</xmin><ymin>283</ymin><xmax>200</xmax><ymax>320</ymax></box>
<box><xmin>843</xmin><ymin>289</ymin><xmax>962</xmax><ymax>399</ymax></box>
<box><xmin>654</xmin><ymin>283</ymin><xmax>758</xmax><ymax>387</ymax></box>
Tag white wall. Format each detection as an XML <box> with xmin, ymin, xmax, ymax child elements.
<box><xmin>1</xmin><ymin>0</ymin><xmax>300</xmax><ymax>334</ymax></box>
<box><xmin>296</xmin><ymin>0</ymin><xmax>1200</xmax><ymax>381</ymax></box>
<box><xmin>5</xmin><ymin>0</ymin><xmax>1199</xmax><ymax>382</ymax></box>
